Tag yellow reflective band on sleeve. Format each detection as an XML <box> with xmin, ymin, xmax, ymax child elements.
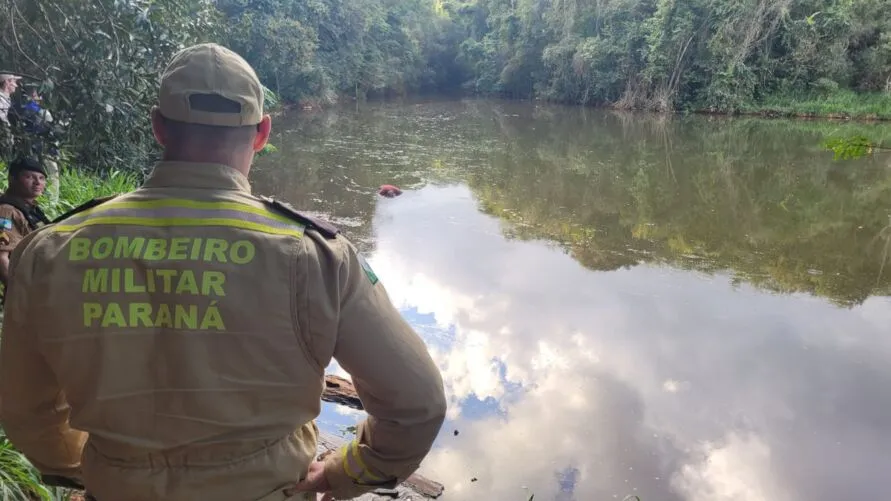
<box><xmin>53</xmin><ymin>199</ymin><xmax>304</xmax><ymax>238</ymax></box>
<box><xmin>341</xmin><ymin>440</ymin><xmax>386</xmax><ymax>484</ymax></box>
<box><xmin>340</xmin><ymin>445</ymin><xmax>356</xmax><ymax>482</ymax></box>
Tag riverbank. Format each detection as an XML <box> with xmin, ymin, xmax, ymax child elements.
<box><xmin>713</xmin><ymin>90</ymin><xmax>891</xmax><ymax>121</ymax></box>
<box><xmin>293</xmin><ymin>88</ymin><xmax>891</xmax><ymax>125</ymax></box>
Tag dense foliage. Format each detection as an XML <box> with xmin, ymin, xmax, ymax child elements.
<box><xmin>0</xmin><ymin>425</ymin><xmax>78</xmax><ymax>500</ymax></box>
<box><xmin>212</xmin><ymin>0</ymin><xmax>891</xmax><ymax>112</ymax></box>
<box><xmin>0</xmin><ymin>0</ymin><xmax>220</xmax><ymax>173</ymax></box>
<box><xmin>216</xmin><ymin>0</ymin><xmax>454</xmax><ymax>105</ymax></box>
<box><xmin>3</xmin><ymin>0</ymin><xmax>891</xmax><ymax>171</ymax></box>
<box><xmin>0</xmin><ymin>427</ymin><xmax>50</xmax><ymax>500</ymax></box>
<box><xmin>443</xmin><ymin>0</ymin><xmax>891</xmax><ymax>112</ymax></box>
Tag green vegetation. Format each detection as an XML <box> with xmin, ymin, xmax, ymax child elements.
<box><xmin>216</xmin><ymin>0</ymin><xmax>451</xmax><ymax>105</ymax></box>
<box><xmin>0</xmin><ymin>0</ymin><xmax>218</xmax><ymax>173</ymax></box>
<box><xmin>4</xmin><ymin>0</ymin><xmax>891</xmax><ymax>173</ymax></box>
<box><xmin>0</xmin><ymin>429</ymin><xmax>57</xmax><ymax>500</ymax></box>
<box><xmin>441</xmin><ymin>0</ymin><xmax>891</xmax><ymax>116</ymax></box>
<box><xmin>339</xmin><ymin>425</ymin><xmax>359</xmax><ymax>437</ymax></box>
<box><xmin>738</xmin><ymin>91</ymin><xmax>891</xmax><ymax>120</ymax></box>
<box><xmin>50</xmin><ymin>167</ymin><xmax>139</xmax><ymax>218</ymax></box>
<box><xmin>0</xmin><ymin>428</ymin><xmax>78</xmax><ymax>500</ymax></box>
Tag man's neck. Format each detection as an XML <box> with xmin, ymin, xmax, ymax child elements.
<box><xmin>162</xmin><ymin>152</ymin><xmax>251</xmax><ymax>178</ymax></box>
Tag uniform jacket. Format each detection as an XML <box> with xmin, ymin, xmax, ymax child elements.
<box><xmin>0</xmin><ymin>194</ymin><xmax>50</xmax><ymax>252</ymax></box>
<box><xmin>0</xmin><ymin>161</ymin><xmax>447</xmax><ymax>501</ymax></box>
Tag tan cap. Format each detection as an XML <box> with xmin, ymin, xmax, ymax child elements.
<box><xmin>0</xmin><ymin>74</ymin><xmax>22</xmax><ymax>83</ymax></box>
<box><xmin>158</xmin><ymin>43</ymin><xmax>264</xmax><ymax>127</ymax></box>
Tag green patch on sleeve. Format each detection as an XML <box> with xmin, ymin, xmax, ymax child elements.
<box><xmin>358</xmin><ymin>254</ymin><xmax>379</xmax><ymax>285</ymax></box>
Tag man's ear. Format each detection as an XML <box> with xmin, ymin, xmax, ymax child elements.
<box><xmin>252</xmin><ymin>115</ymin><xmax>272</xmax><ymax>152</ymax></box>
<box><xmin>150</xmin><ymin>107</ymin><xmax>167</xmax><ymax>147</ymax></box>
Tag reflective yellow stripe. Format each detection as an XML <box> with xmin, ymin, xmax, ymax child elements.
<box><xmin>89</xmin><ymin>199</ymin><xmax>295</xmax><ymax>225</ymax></box>
<box><xmin>351</xmin><ymin>441</ymin><xmax>386</xmax><ymax>482</ymax></box>
<box><xmin>341</xmin><ymin>440</ymin><xmax>386</xmax><ymax>484</ymax></box>
<box><xmin>52</xmin><ymin>198</ymin><xmax>305</xmax><ymax>238</ymax></box>
<box><xmin>54</xmin><ymin>216</ymin><xmax>304</xmax><ymax>238</ymax></box>
<box><xmin>341</xmin><ymin>445</ymin><xmax>361</xmax><ymax>482</ymax></box>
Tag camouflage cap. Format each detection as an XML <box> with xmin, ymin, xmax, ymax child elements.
<box><xmin>158</xmin><ymin>43</ymin><xmax>264</xmax><ymax>127</ymax></box>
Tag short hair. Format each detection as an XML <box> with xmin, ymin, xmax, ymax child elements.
<box><xmin>159</xmin><ymin>94</ymin><xmax>258</xmax><ymax>152</ymax></box>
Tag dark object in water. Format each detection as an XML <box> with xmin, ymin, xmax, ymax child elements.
<box><xmin>379</xmin><ymin>184</ymin><xmax>403</xmax><ymax>197</ymax></box>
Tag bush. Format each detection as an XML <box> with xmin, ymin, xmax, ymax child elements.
<box><xmin>0</xmin><ymin>0</ymin><xmax>220</xmax><ymax>173</ymax></box>
<box><xmin>49</xmin><ymin>168</ymin><xmax>140</xmax><ymax>219</ymax></box>
<box><xmin>0</xmin><ymin>427</ymin><xmax>72</xmax><ymax>501</ymax></box>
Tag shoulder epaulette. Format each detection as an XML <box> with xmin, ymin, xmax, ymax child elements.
<box><xmin>258</xmin><ymin>195</ymin><xmax>340</xmax><ymax>239</ymax></box>
<box><xmin>51</xmin><ymin>195</ymin><xmax>118</xmax><ymax>224</ymax></box>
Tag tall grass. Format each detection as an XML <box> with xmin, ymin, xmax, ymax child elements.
<box><xmin>49</xmin><ymin>167</ymin><xmax>140</xmax><ymax>218</ymax></box>
<box><xmin>0</xmin><ymin>427</ymin><xmax>77</xmax><ymax>501</ymax></box>
<box><xmin>738</xmin><ymin>90</ymin><xmax>891</xmax><ymax>120</ymax></box>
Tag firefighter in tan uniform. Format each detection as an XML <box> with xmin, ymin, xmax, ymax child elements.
<box><xmin>0</xmin><ymin>43</ymin><xmax>447</xmax><ymax>501</ymax></box>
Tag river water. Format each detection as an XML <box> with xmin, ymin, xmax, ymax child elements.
<box><xmin>252</xmin><ymin>98</ymin><xmax>891</xmax><ymax>501</ymax></box>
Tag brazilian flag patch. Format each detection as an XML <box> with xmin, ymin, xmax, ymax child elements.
<box><xmin>358</xmin><ymin>254</ymin><xmax>379</xmax><ymax>285</ymax></box>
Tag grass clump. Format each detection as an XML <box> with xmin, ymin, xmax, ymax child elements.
<box><xmin>0</xmin><ymin>427</ymin><xmax>74</xmax><ymax>500</ymax></box>
<box><xmin>49</xmin><ymin>167</ymin><xmax>139</xmax><ymax>218</ymax></box>
<box><xmin>738</xmin><ymin>90</ymin><xmax>891</xmax><ymax>120</ymax></box>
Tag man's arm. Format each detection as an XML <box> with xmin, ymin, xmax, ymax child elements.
<box><xmin>0</xmin><ymin>250</ymin><xmax>10</xmax><ymax>285</ymax></box>
<box><xmin>0</xmin><ymin>206</ymin><xmax>23</xmax><ymax>286</ymax></box>
<box><xmin>0</xmin><ymin>235</ymin><xmax>87</xmax><ymax>480</ymax></box>
<box><xmin>315</xmin><ymin>239</ymin><xmax>447</xmax><ymax>499</ymax></box>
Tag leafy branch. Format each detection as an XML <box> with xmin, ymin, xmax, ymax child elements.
<box><xmin>824</xmin><ymin>135</ymin><xmax>891</xmax><ymax>160</ymax></box>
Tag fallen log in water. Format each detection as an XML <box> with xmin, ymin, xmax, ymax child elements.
<box><xmin>322</xmin><ymin>374</ymin><xmax>363</xmax><ymax>410</ymax></box>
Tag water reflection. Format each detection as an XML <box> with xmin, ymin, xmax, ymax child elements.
<box><xmin>251</xmin><ymin>100</ymin><xmax>891</xmax><ymax>501</ymax></box>
<box><xmin>256</xmin><ymin>99</ymin><xmax>891</xmax><ymax>306</ymax></box>
<box><xmin>371</xmin><ymin>185</ymin><xmax>891</xmax><ymax>501</ymax></box>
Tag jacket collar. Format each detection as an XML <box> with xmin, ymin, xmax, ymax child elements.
<box><xmin>142</xmin><ymin>161</ymin><xmax>252</xmax><ymax>193</ymax></box>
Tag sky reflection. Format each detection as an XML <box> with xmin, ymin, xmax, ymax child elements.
<box><xmin>322</xmin><ymin>183</ymin><xmax>891</xmax><ymax>501</ymax></box>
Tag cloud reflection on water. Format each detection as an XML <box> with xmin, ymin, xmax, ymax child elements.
<box><xmin>354</xmin><ymin>184</ymin><xmax>891</xmax><ymax>501</ymax></box>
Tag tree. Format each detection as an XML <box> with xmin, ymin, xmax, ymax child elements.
<box><xmin>0</xmin><ymin>0</ymin><xmax>220</xmax><ymax>173</ymax></box>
